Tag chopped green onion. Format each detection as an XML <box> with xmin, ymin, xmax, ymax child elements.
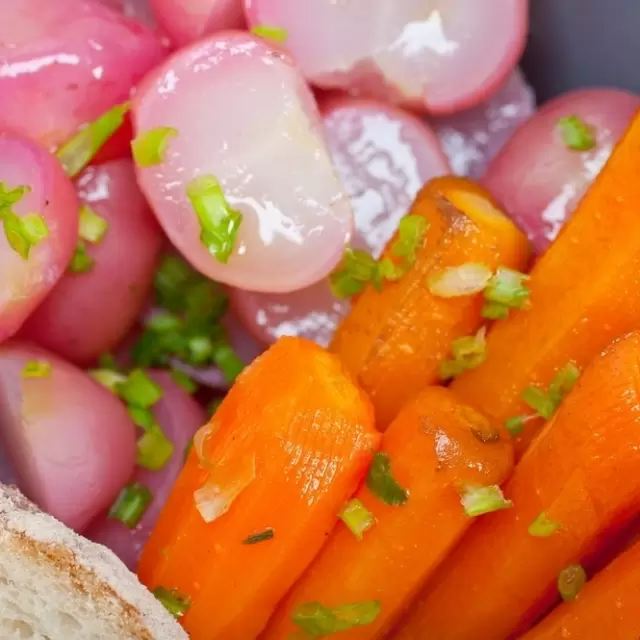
<box><xmin>127</xmin><ymin>404</ymin><xmax>156</xmax><ymax>431</ymax></box>
<box><xmin>1</xmin><ymin>210</ymin><xmax>48</xmax><ymax>260</ymax></box>
<box><xmin>108</xmin><ymin>482</ymin><xmax>152</xmax><ymax>528</ymax></box>
<box><xmin>460</xmin><ymin>484</ymin><xmax>512</xmax><ymax>517</ymax></box>
<box><xmin>390</xmin><ymin>214</ymin><xmax>428</xmax><ymax>265</ymax></box>
<box><xmin>557</xmin><ymin>563</ymin><xmax>587</xmax><ymax>601</ymax></box>
<box><xmin>251</xmin><ymin>24</ymin><xmax>288</xmax><ymax>42</ymax></box>
<box><xmin>439</xmin><ymin>327</ymin><xmax>487</xmax><ymax>381</ymax></box>
<box><xmin>98</xmin><ymin>352</ymin><xmax>119</xmax><ymax>370</ymax></box>
<box><xmin>291</xmin><ymin>600</ymin><xmax>381</xmax><ymax>637</ymax></box>
<box><xmin>483</xmin><ymin>266</ymin><xmax>530</xmax><ymax>314</ymax></box>
<box><xmin>504</xmin><ymin>415</ymin><xmax>527</xmax><ymax>437</ymax></box>
<box><xmin>338</xmin><ymin>499</ymin><xmax>375</xmax><ymax>540</ymax></box>
<box><xmin>68</xmin><ymin>240</ymin><xmax>94</xmax><ymax>273</ymax></box>
<box><xmin>187</xmin><ymin>335</ymin><xmax>214</xmax><ymax>364</ymax></box>
<box><xmin>329</xmin><ymin>248</ymin><xmax>379</xmax><ymax>298</ymax></box>
<box><xmin>481</xmin><ymin>299</ymin><xmax>510</xmax><ymax>320</ymax></box>
<box><xmin>428</xmin><ymin>262</ymin><xmax>493</xmax><ymax>298</ymax></box>
<box><xmin>21</xmin><ymin>359</ymin><xmax>51</xmax><ymax>378</ymax></box>
<box><xmin>213</xmin><ymin>344</ymin><xmax>244</xmax><ymax>383</ymax></box>
<box><xmin>136</xmin><ymin>426</ymin><xmax>174</xmax><ymax>470</ymax></box>
<box><xmin>56</xmin><ymin>101</ymin><xmax>129</xmax><ymax>178</ymax></box>
<box><xmin>146</xmin><ymin>311</ymin><xmax>181</xmax><ymax>333</ymax></box>
<box><xmin>89</xmin><ymin>368</ymin><xmax>127</xmax><ymax>393</ymax></box>
<box><xmin>170</xmin><ymin>368</ymin><xmax>197</xmax><ymax>393</ymax></box>
<box><xmin>152</xmin><ymin>586</ymin><xmax>191</xmax><ymax>618</ymax></box>
<box><xmin>557</xmin><ymin>115</ymin><xmax>596</xmax><ymax>152</ymax></box>
<box><xmin>131</xmin><ymin>126</ymin><xmax>178</xmax><ymax>167</ymax></box>
<box><xmin>116</xmin><ymin>369</ymin><xmax>163</xmax><ymax>408</ymax></box>
<box><xmin>365</xmin><ymin>452</ymin><xmax>408</xmax><ymax>506</ymax></box>
<box><xmin>242</xmin><ymin>527</ymin><xmax>275</xmax><ymax>545</ymax></box>
<box><xmin>78</xmin><ymin>204</ymin><xmax>108</xmax><ymax>243</ymax></box>
<box><xmin>528</xmin><ymin>511</ymin><xmax>561</xmax><ymax>537</ymax></box>
<box><xmin>186</xmin><ymin>175</ymin><xmax>242</xmax><ymax>264</ymax></box>
<box><xmin>522</xmin><ymin>362</ymin><xmax>580</xmax><ymax>420</ymax></box>
<box><xmin>0</xmin><ymin>182</ymin><xmax>30</xmax><ymax>208</ymax></box>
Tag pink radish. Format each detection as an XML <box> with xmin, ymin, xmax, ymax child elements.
<box><xmin>244</xmin><ymin>0</ymin><xmax>528</xmax><ymax>114</ymax></box>
<box><xmin>483</xmin><ymin>88</ymin><xmax>640</xmax><ymax>252</ymax></box>
<box><xmin>0</xmin><ymin>130</ymin><xmax>78</xmax><ymax>342</ymax></box>
<box><xmin>0</xmin><ymin>343</ymin><xmax>136</xmax><ymax>531</ymax></box>
<box><xmin>87</xmin><ymin>370</ymin><xmax>205</xmax><ymax>569</ymax></box>
<box><xmin>151</xmin><ymin>0</ymin><xmax>245</xmax><ymax>46</ymax></box>
<box><xmin>0</xmin><ymin>0</ymin><xmax>164</xmax><ymax>151</ymax></box>
<box><xmin>432</xmin><ymin>69</ymin><xmax>536</xmax><ymax>178</ymax></box>
<box><xmin>132</xmin><ymin>31</ymin><xmax>353</xmax><ymax>293</ymax></box>
<box><xmin>19</xmin><ymin>160</ymin><xmax>163</xmax><ymax>365</ymax></box>
<box><xmin>231</xmin><ymin>96</ymin><xmax>450</xmax><ymax>346</ymax></box>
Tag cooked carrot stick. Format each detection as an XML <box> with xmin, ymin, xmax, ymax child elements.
<box><xmin>329</xmin><ymin>176</ymin><xmax>529</xmax><ymax>428</ymax></box>
<box><xmin>261</xmin><ymin>386</ymin><xmax>513</xmax><ymax>640</ymax></box>
<box><xmin>137</xmin><ymin>336</ymin><xmax>380</xmax><ymax>639</ymax></box>
<box><xmin>451</xmin><ymin>109</ymin><xmax>640</xmax><ymax>457</ymax></box>
<box><xmin>522</xmin><ymin>538</ymin><xmax>640</xmax><ymax>640</ymax></box>
<box><xmin>394</xmin><ymin>332</ymin><xmax>640</xmax><ymax>640</ymax></box>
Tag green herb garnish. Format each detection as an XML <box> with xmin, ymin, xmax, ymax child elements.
<box><xmin>242</xmin><ymin>527</ymin><xmax>275</xmax><ymax>545</ymax></box>
<box><xmin>291</xmin><ymin>600</ymin><xmax>381</xmax><ymax>637</ymax></box>
<box><xmin>152</xmin><ymin>586</ymin><xmax>191</xmax><ymax>618</ymax></box>
<box><xmin>109</xmin><ymin>482</ymin><xmax>152</xmax><ymax>528</ymax></box>
<box><xmin>365</xmin><ymin>452</ymin><xmax>408</xmax><ymax>506</ymax></box>
<box><xmin>557</xmin><ymin>115</ymin><xmax>596</xmax><ymax>151</ymax></box>
<box><xmin>528</xmin><ymin>511</ymin><xmax>561</xmax><ymax>537</ymax></box>
<box><xmin>21</xmin><ymin>360</ymin><xmax>51</xmax><ymax>378</ymax></box>
<box><xmin>460</xmin><ymin>484</ymin><xmax>512</xmax><ymax>517</ymax></box>
<box><xmin>557</xmin><ymin>563</ymin><xmax>587</xmax><ymax>601</ymax></box>
<box><xmin>131</xmin><ymin>126</ymin><xmax>178</xmax><ymax>167</ymax></box>
<box><xmin>338</xmin><ymin>499</ymin><xmax>375</xmax><ymax>540</ymax></box>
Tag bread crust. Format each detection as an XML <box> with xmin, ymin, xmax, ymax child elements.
<box><xmin>0</xmin><ymin>484</ymin><xmax>187</xmax><ymax>639</ymax></box>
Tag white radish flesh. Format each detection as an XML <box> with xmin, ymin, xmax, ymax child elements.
<box><xmin>132</xmin><ymin>30</ymin><xmax>353</xmax><ymax>293</ymax></box>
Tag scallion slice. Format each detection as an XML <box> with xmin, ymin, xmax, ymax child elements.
<box><xmin>108</xmin><ymin>482</ymin><xmax>152</xmax><ymax>528</ymax></box>
<box><xmin>439</xmin><ymin>327</ymin><xmax>487</xmax><ymax>381</ymax></box>
<box><xmin>131</xmin><ymin>126</ymin><xmax>178</xmax><ymax>167</ymax></box>
<box><xmin>170</xmin><ymin>368</ymin><xmax>197</xmax><ymax>393</ymax></box>
<box><xmin>460</xmin><ymin>484</ymin><xmax>512</xmax><ymax>517</ymax></box>
<box><xmin>365</xmin><ymin>452</ymin><xmax>408</xmax><ymax>506</ymax></box>
<box><xmin>68</xmin><ymin>240</ymin><xmax>94</xmax><ymax>273</ymax></box>
<box><xmin>1</xmin><ymin>210</ymin><xmax>48</xmax><ymax>260</ymax></box>
<box><xmin>152</xmin><ymin>586</ymin><xmax>191</xmax><ymax>618</ymax></box>
<box><xmin>21</xmin><ymin>359</ymin><xmax>51</xmax><ymax>378</ymax></box>
<box><xmin>338</xmin><ymin>499</ymin><xmax>375</xmax><ymax>540</ymax></box>
<box><xmin>329</xmin><ymin>248</ymin><xmax>379</xmax><ymax>298</ymax></box>
<box><xmin>528</xmin><ymin>511</ymin><xmax>561</xmax><ymax>537</ymax></box>
<box><xmin>251</xmin><ymin>24</ymin><xmax>288</xmax><ymax>42</ymax></box>
<box><xmin>242</xmin><ymin>527</ymin><xmax>275</xmax><ymax>545</ymax></box>
<box><xmin>79</xmin><ymin>204</ymin><xmax>108</xmax><ymax>243</ymax></box>
<box><xmin>186</xmin><ymin>175</ymin><xmax>242</xmax><ymax>264</ymax></box>
<box><xmin>213</xmin><ymin>344</ymin><xmax>244</xmax><ymax>383</ymax></box>
<box><xmin>557</xmin><ymin>115</ymin><xmax>596</xmax><ymax>151</ymax></box>
<box><xmin>292</xmin><ymin>600</ymin><xmax>381</xmax><ymax>637</ymax></box>
<box><xmin>136</xmin><ymin>426</ymin><xmax>174</xmax><ymax>471</ymax></box>
<box><xmin>56</xmin><ymin>101</ymin><xmax>130</xmax><ymax>178</ymax></box>
<box><xmin>116</xmin><ymin>369</ymin><xmax>163</xmax><ymax>408</ymax></box>
<box><xmin>557</xmin><ymin>563</ymin><xmax>587</xmax><ymax>601</ymax></box>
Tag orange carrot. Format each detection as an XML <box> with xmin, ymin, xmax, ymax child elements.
<box><xmin>522</xmin><ymin>538</ymin><xmax>640</xmax><ymax>640</ymax></box>
<box><xmin>394</xmin><ymin>332</ymin><xmax>640</xmax><ymax>640</ymax></box>
<box><xmin>451</xmin><ymin>109</ymin><xmax>640</xmax><ymax>457</ymax></box>
<box><xmin>329</xmin><ymin>176</ymin><xmax>529</xmax><ymax>428</ymax></box>
<box><xmin>261</xmin><ymin>386</ymin><xmax>513</xmax><ymax>640</ymax></box>
<box><xmin>137</xmin><ymin>337</ymin><xmax>380</xmax><ymax>639</ymax></box>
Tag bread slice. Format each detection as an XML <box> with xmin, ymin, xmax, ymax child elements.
<box><xmin>0</xmin><ymin>484</ymin><xmax>188</xmax><ymax>639</ymax></box>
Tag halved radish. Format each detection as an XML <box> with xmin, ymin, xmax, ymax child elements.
<box><xmin>0</xmin><ymin>0</ymin><xmax>164</xmax><ymax>151</ymax></box>
<box><xmin>87</xmin><ymin>370</ymin><xmax>206</xmax><ymax>569</ymax></box>
<box><xmin>132</xmin><ymin>31</ymin><xmax>352</xmax><ymax>293</ymax></box>
<box><xmin>432</xmin><ymin>69</ymin><xmax>536</xmax><ymax>178</ymax></box>
<box><xmin>150</xmin><ymin>0</ymin><xmax>245</xmax><ymax>46</ymax></box>
<box><xmin>244</xmin><ymin>0</ymin><xmax>528</xmax><ymax>114</ymax></box>
<box><xmin>19</xmin><ymin>160</ymin><xmax>163</xmax><ymax>365</ymax></box>
<box><xmin>0</xmin><ymin>343</ymin><xmax>136</xmax><ymax>531</ymax></box>
<box><xmin>483</xmin><ymin>88</ymin><xmax>640</xmax><ymax>252</ymax></box>
<box><xmin>0</xmin><ymin>131</ymin><xmax>78</xmax><ymax>343</ymax></box>
<box><xmin>231</xmin><ymin>97</ymin><xmax>450</xmax><ymax>346</ymax></box>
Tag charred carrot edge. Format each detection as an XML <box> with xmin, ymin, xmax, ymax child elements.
<box><xmin>137</xmin><ymin>337</ymin><xmax>380</xmax><ymax>640</ymax></box>
<box><xmin>522</xmin><ymin>537</ymin><xmax>640</xmax><ymax>640</ymax></box>
<box><xmin>262</xmin><ymin>386</ymin><xmax>513</xmax><ymax>640</ymax></box>
<box><xmin>451</xmin><ymin>108</ymin><xmax>640</xmax><ymax>457</ymax></box>
<box><xmin>394</xmin><ymin>332</ymin><xmax>640</xmax><ymax>640</ymax></box>
<box><xmin>329</xmin><ymin>176</ymin><xmax>529</xmax><ymax>428</ymax></box>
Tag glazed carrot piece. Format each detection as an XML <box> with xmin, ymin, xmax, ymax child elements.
<box><xmin>137</xmin><ymin>336</ymin><xmax>380</xmax><ymax>639</ymax></box>
<box><xmin>522</xmin><ymin>538</ymin><xmax>640</xmax><ymax>640</ymax></box>
<box><xmin>451</xmin><ymin>109</ymin><xmax>640</xmax><ymax>457</ymax></box>
<box><xmin>329</xmin><ymin>176</ymin><xmax>529</xmax><ymax>428</ymax></box>
<box><xmin>262</xmin><ymin>386</ymin><xmax>513</xmax><ymax>639</ymax></box>
<box><xmin>394</xmin><ymin>332</ymin><xmax>640</xmax><ymax>640</ymax></box>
